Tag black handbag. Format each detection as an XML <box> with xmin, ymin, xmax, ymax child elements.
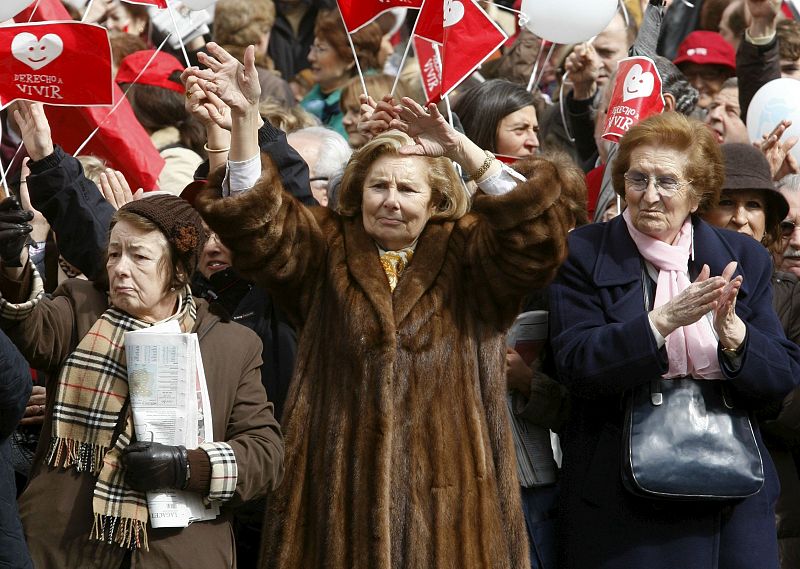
<box><xmin>620</xmin><ymin>266</ymin><xmax>765</xmax><ymax>500</ymax></box>
<box><xmin>622</xmin><ymin>377</ymin><xmax>765</xmax><ymax>500</ymax></box>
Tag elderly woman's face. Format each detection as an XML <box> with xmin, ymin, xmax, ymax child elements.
<box><xmin>704</xmin><ymin>189</ymin><xmax>766</xmax><ymax>242</ymax></box>
<box><xmin>308</xmin><ymin>36</ymin><xmax>353</xmax><ymax>92</ymax></box>
<box><xmin>361</xmin><ymin>154</ymin><xmax>435</xmax><ymax>251</ymax></box>
<box><xmin>624</xmin><ymin>145</ymin><xmax>699</xmax><ymax>243</ymax></box>
<box><xmin>107</xmin><ymin>220</ymin><xmax>178</xmax><ymax>323</ymax></box>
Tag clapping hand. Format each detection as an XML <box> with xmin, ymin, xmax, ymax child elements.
<box><xmin>189</xmin><ymin>43</ymin><xmax>261</xmax><ymax>116</ymax></box>
<box><xmin>651</xmin><ymin>265</ymin><xmax>725</xmax><ymax>335</ymax></box>
<box><xmin>713</xmin><ymin>261</ymin><xmax>746</xmax><ymax>350</ymax></box>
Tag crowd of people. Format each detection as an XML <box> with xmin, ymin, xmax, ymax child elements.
<box><xmin>2</xmin><ymin>0</ymin><xmax>800</xmax><ymax>568</ymax></box>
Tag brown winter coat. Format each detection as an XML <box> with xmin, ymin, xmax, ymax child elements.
<box><xmin>1</xmin><ymin>275</ymin><xmax>283</xmax><ymax>569</ymax></box>
<box><xmin>198</xmin><ymin>155</ymin><xmax>573</xmax><ymax>569</ymax></box>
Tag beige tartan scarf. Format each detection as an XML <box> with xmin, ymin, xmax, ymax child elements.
<box><xmin>46</xmin><ymin>291</ymin><xmax>196</xmax><ymax>550</ymax></box>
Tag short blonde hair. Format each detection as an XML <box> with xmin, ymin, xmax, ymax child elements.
<box><xmin>259</xmin><ymin>99</ymin><xmax>319</xmax><ymax>132</ymax></box>
<box><xmin>336</xmin><ymin>130</ymin><xmax>469</xmax><ymax>221</ymax></box>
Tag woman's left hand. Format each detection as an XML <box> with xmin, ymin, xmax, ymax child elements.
<box><xmin>192</xmin><ymin>43</ymin><xmax>261</xmax><ymax>116</ymax></box>
<box><xmin>391</xmin><ymin>97</ymin><xmax>462</xmax><ymax>159</ymax></box>
<box><xmin>758</xmin><ymin>119</ymin><xmax>800</xmax><ymax>180</ymax></box>
<box><xmin>713</xmin><ymin>261</ymin><xmax>747</xmax><ymax>351</ymax></box>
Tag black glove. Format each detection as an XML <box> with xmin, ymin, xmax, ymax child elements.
<box><xmin>0</xmin><ymin>196</ymin><xmax>33</xmax><ymax>268</ymax></box>
<box><xmin>121</xmin><ymin>441</ymin><xmax>189</xmax><ymax>492</ymax></box>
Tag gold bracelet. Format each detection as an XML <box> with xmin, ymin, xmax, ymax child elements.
<box><xmin>469</xmin><ymin>150</ymin><xmax>495</xmax><ymax>181</ymax></box>
<box><xmin>204</xmin><ymin>143</ymin><xmax>231</xmax><ymax>153</ymax></box>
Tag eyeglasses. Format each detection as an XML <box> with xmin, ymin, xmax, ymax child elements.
<box><xmin>309</xmin><ymin>42</ymin><xmax>330</xmax><ymax>55</ymax></box>
<box><xmin>623</xmin><ymin>171</ymin><xmax>693</xmax><ymax>197</ymax></box>
<box><xmin>781</xmin><ymin>219</ymin><xmax>800</xmax><ymax>237</ymax></box>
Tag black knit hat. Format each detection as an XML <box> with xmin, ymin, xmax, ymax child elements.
<box><xmin>120</xmin><ymin>194</ymin><xmax>207</xmax><ymax>271</ymax></box>
<box><xmin>721</xmin><ymin>143</ymin><xmax>789</xmax><ymax>222</ymax></box>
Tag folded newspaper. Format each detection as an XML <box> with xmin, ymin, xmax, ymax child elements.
<box><xmin>506</xmin><ymin>311</ymin><xmax>558</xmax><ymax>487</ymax></box>
<box><xmin>124</xmin><ymin>320</ymin><xmax>219</xmax><ymax>528</ymax></box>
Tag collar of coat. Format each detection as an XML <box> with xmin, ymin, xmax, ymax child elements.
<box><xmin>343</xmin><ymin>215</ymin><xmax>454</xmax><ymax>326</ymax></box>
<box><xmin>591</xmin><ymin>214</ymin><xmax>751</xmax><ymax>300</ymax></box>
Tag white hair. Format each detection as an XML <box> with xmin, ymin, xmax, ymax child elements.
<box><xmin>779</xmin><ymin>173</ymin><xmax>800</xmax><ymax>193</ymax></box>
<box><xmin>289</xmin><ymin>126</ymin><xmax>352</xmax><ymax>179</ymax></box>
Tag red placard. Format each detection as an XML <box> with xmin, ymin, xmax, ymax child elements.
<box><xmin>0</xmin><ymin>21</ymin><xmax>112</xmax><ymax>110</ymax></box>
<box><xmin>602</xmin><ymin>56</ymin><xmax>665</xmax><ymax>142</ymax></box>
<box><xmin>337</xmin><ymin>0</ymin><xmax>423</xmax><ymax>33</ymax></box>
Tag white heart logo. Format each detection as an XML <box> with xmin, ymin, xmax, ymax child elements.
<box><xmin>622</xmin><ymin>63</ymin><xmax>655</xmax><ymax>102</ymax></box>
<box><xmin>12</xmin><ymin>32</ymin><xmax>64</xmax><ymax>71</ymax></box>
<box><xmin>444</xmin><ymin>0</ymin><xmax>465</xmax><ymax>27</ymax></box>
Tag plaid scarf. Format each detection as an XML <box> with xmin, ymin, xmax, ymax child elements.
<box><xmin>46</xmin><ymin>291</ymin><xmax>197</xmax><ymax>550</ymax></box>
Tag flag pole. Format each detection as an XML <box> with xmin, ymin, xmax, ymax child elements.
<box><xmin>337</xmin><ymin>7</ymin><xmax>368</xmax><ymax>97</ymax></box>
<box><xmin>0</xmin><ymin>119</ymin><xmax>9</xmax><ymax>198</ymax></box>
<box><xmin>80</xmin><ymin>0</ymin><xmax>95</xmax><ymax>22</ymax></box>
<box><xmin>532</xmin><ymin>41</ymin><xmax>555</xmax><ymax>92</ymax></box>
<box><xmin>166</xmin><ymin>0</ymin><xmax>192</xmax><ymax>68</ymax></box>
<box><xmin>73</xmin><ymin>34</ymin><xmax>172</xmax><ymax>157</ymax></box>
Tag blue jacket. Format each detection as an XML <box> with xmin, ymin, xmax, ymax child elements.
<box><xmin>549</xmin><ymin>215</ymin><xmax>800</xmax><ymax>569</ymax></box>
<box><xmin>0</xmin><ymin>330</ymin><xmax>33</xmax><ymax>569</ymax></box>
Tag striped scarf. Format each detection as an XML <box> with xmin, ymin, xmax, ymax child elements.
<box><xmin>46</xmin><ymin>291</ymin><xmax>196</xmax><ymax>550</ymax></box>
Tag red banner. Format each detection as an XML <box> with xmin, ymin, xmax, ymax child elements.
<box><xmin>0</xmin><ymin>22</ymin><xmax>112</xmax><ymax>110</ymax></box>
<box><xmin>415</xmin><ymin>0</ymin><xmax>445</xmax><ymax>45</ymax></box>
<box><xmin>14</xmin><ymin>0</ymin><xmax>165</xmax><ymax>191</ymax></box>
<box><xmin>602</xmin><ymin>56</ymin><xmax>665</xmax><ymax>142</ymax></box>
<box><xmin>414</xmin><ymin>36</ymin><xmax>441</xmax><ymax>105</ymax></box>
<box><xmin>337</xmin><ymin>0</ymin><xmax>423</xmax><ymax>33</ymax></box>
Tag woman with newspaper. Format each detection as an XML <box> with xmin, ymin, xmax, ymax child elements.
<box><xmin>0</xmin><ymin>188</ymin><xmax>283</xmax><ymax>568</ymax></box>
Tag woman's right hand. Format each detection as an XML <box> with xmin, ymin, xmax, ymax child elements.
<box><xmin>12</xmin><ymin>101</ymin><xmax>54</xmax><ymax>162</ymax></box>
<box><xmin>192</xmin><ymin>43</ymin><xmax>261</xmax><ymax>116</ymax></box>
<box><xmin>183</xmin><ymin>72</ymin><xmax>233</xmax><ymax>131</ymax></box>
<box><xmin>649</xmin><ymin>264</ymin><xmax>728</xmax><ymax>337</ymax></box>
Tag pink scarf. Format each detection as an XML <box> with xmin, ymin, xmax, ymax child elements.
<box><xmin>623</xmin><ymin>210</ymin><xmax>722</xmax><ymax>379</ymax></box>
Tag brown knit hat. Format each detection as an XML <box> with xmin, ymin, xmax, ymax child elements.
<box><xmin>720</xmin><ymin>143</ymin><xmax>789</xmax><ymax>222</ymax></box>
<box><xmin>119</xmin><ymin>194</ymin><xmax>207</xmax><ymax>271</ymax></box>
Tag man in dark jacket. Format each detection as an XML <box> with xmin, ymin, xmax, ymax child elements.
<box><xmin>0</xmin><ymin>327</ymin><xmax>34</xmax><ymax>569</ymax></box>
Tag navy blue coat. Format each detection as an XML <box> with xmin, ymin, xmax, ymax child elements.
<box><xmin>0</xmin><ymin>329</ymin><xmax>33</xmax><ymax>569</ymax></box>
<box><xmin>549</xmin><ymin>215</ymin><xmax>800</xmax><ymax>569</ymax></box>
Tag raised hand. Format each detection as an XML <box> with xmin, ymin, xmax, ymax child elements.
<box><xmin>713</xmin><ymin>261</ymin><xmax>747</xmax><ymax>350</ymax></box>
<box><xmin>358</xmin><ymin>93</ymin><xmax>402</xmax><ymax>138</ymax></box>
<box><xmin>183</xmin><ymin>71</ymin><xmax>233</xmax><ymax>131</ymax></box>
<box><xmin>391</xmin><ymin>97</ymin><xmax>461</xmax><ymax>159</ymax></box>
<box><xmin>191</xmin><ymin>43</ymin><xmax>261</xmax><ymax>115</ymax></box>
<box><xmin>564</xmin><ymin>43</ymin><xmax>600</xmax><ymax>100</ymax></box>
<box><xmin>98</xmin><ymin>168</ymin><xmax>136</xmax><ymax>210</ymax></box>
<box><xmin>12</xmin><ymin>101</ymin><xmax>54</xmax><ymax>162</ymax></box>
<box><xmin>758</xmin><ymin>120</ymin><xmax>800</xmax><ymax>180</ymax></box>
<box><xmin>746</xmin><ymin>0</ymin><xmax>781</xmax><ymax>36</ymax></box>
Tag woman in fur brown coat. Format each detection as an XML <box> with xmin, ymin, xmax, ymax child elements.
<box><xmin>191</xmin><ymin>45</ymin><xmax>575</xmax><ymax>569</ymax></box>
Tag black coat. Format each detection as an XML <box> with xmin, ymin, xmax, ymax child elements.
<box><xmin>0</xmin><ymin>329</ymin><xmax>33</xmax><ymax>569</ymax></box>
<box><xmin>550</xmin><ymin>216</ymin><xmax>800</xmax><ymax>569</ymax></box>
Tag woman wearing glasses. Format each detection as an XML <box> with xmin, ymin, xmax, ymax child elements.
<box><xmin>549</xmin><ymin>112</ymin><xmax>800</xmax><ymax>569</ymax></box>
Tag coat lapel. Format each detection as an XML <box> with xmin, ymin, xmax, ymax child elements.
<box><xmin>342</xmin><ymin>217</ymin><xmax>395</xmax><ymax>328</ymax></box>
<box><xmin>592</xmin><ymin>216</ymin><xmax>642</xmax><ymax>288</ymax></box>
<box><xmin>393</xmin><ymin>221</ymin><xmax>454</xmax><ymax>325</ymax></box>
<box><xmin>690</xmin><ymin>217</ymin><xmax>750</xmax><ymax>301</ymax></box>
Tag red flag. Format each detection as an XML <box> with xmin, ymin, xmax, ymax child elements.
<box><xmin>122</xmin><ymin>0</ymin><xmax>168</xmax><ymax>8</ymax></box>
<box><xmin>438</xmin><ymin>0</ymin><xmax>507</xmax><ymax>99</ymax></box>
<box><xmin>0</xmin><ymin>22</ymin><xmax>113</xmax><ymax>110</ymax></box>
<box><xmin>415</xmin><ymin>0</ymin><xmax>444</xmax><ymax>45</ymax></box>
<box><xmin>414</xmin><ymin>36</ymin><xmax>441</xmax><ymax>105</ymax></box>
<box><xmin>337</xmin><ymin>0</ymin><xmax>423</xmax><ymax>33</ymax></box>
<box><xmin>602</xmin><ymin>56</ymin><xmax>665</xmax><ymax>142</ymax></box>
<box><xmin>15</xmin><ymin>0</ymin><xmax>165</xmax><ymax>191</ymax></box>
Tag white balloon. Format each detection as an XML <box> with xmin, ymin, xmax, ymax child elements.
<box><xmin>520</xmin><ymin>0</ymin><xmax>619</xmax><ymax>45</ymax></box>
<box><xmin>0</xmin><ymin>0</ymin><xmax>35</xmax><ymax>22</ymax></box>
<box><xmin>746</xmin><ymin>77</ymin><xmax>800</xmax><ymax>164</ymax></box>
<box><xmin>181</xmin><ymin>0</ymin><xmax>217</xmax><ymax>10</ymax></box>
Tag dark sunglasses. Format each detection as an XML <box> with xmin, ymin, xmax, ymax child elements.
<box><xmin>781</xmin><ymin>220</ymin><xmax>800</xmax><ymax>237</ymax></box>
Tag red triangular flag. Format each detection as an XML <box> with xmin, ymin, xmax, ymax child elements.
<box><xmin>0</xmin><ymin>22</ymin><xmax>113</xmax><ymax>110</ymax></box>
<box><xmin>16</xmin><ymin>0</ymin><xmax>165</xmax><ymax>191</ymax></box>
<box><xmin>337</xmin><ymin>0</ymin><xmax>423</xmax><ymax>33</ymax></box>
<box><xmin>438</xmin><ymin>0</ymin><xmax>507</xmax><ymax>99</ymax></box>
<box><xmin>415</xmin><ymin>0</ymin><xmax>445</xmax><ymax>45</ymax></box>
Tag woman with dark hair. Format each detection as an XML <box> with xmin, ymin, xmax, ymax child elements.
<box><xmin>452</xmin><ymin>78</ymin><xmax>540</xmax><ymax>159</ymax></box>
<box><xmin>116</xmin><ymin>50</ymin><xmax>206</xmax><ymax>195</ymax></box>
<box><xmin>301</xmin><ymin>10</ymin><xmax>382</xmax><ymax>138</ymax></box>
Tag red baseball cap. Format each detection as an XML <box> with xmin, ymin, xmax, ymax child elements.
<box><xmin>115</xmin><ymin>50</ymin><xmax>185</xmax><ymax>94</ymax></box>
<box><xmin>673</xmin><ymin>31</ymin><xmax>736</xmax><ymax>71</ymax></box>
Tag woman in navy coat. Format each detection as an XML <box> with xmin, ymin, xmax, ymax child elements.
<box><xmin>549</xmin><ymin>112</ymin><xmax>800</xmax><ymax>569</ymax></box>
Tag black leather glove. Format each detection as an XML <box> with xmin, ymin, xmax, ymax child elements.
<box><xmin>0</xmin><ymin>196</ymin><xmax>33</xmax><ymax>268</ymax></box>
<box><xmin>121</xmin><ymin>441</ymin><xmax>189</xmax><ymax>492</ymax></box>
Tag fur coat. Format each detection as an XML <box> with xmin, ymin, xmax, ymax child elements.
<box><xmin>198</xmin><ymin>155</ymin><xmax>573</xmax><ymax>569</ymax></box>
